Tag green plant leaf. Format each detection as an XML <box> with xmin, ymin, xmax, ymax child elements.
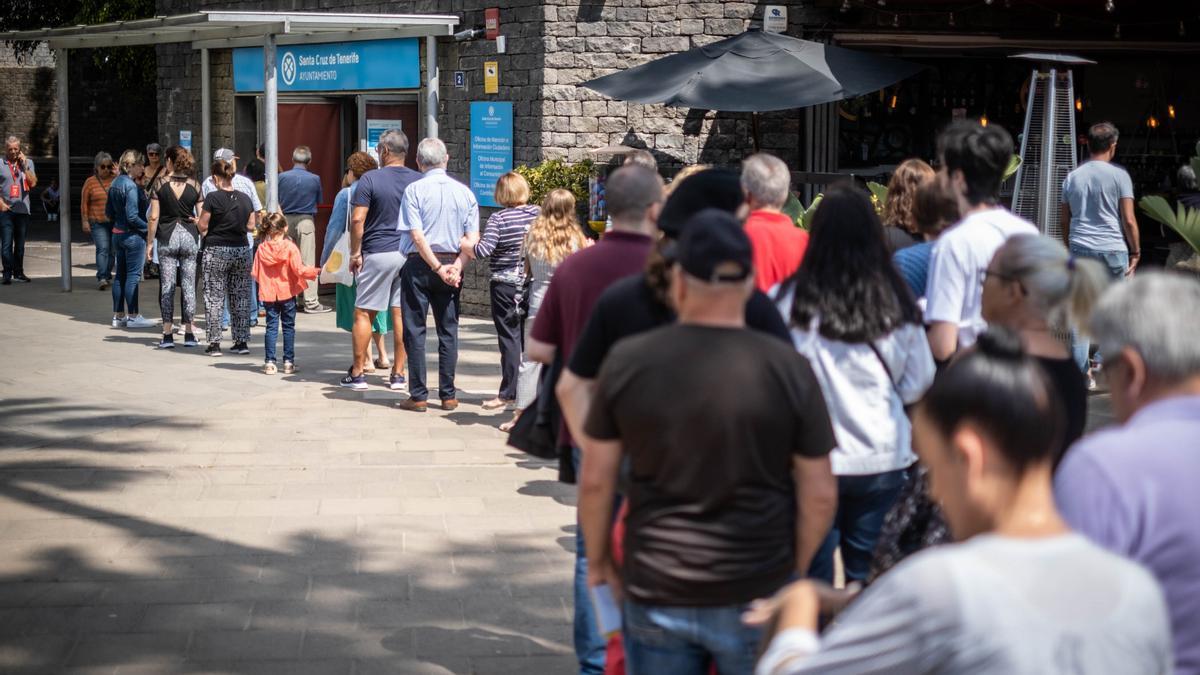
<box><xmin>1141</xmin><ymin>195</ymin><xmax>1200</xmax><ymax>254</ymax></box>
<box><xmin>800</xmin><ymin>194</ymin><xmax>823</xmax><ymax>230</ymax></box>
<box><xmin>1003</xmin><ymin>155</ymin><xmax>1022</xmax><ymax>182</ymax></box>
<box><xmin>867</xmin><ymin>181</ymin><xmax>889</xmax><ymax>214</ymax></box>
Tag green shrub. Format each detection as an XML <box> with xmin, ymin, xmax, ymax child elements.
<box><xmin>514</xmin><ymin>159</ymin><xmax>595</xmax><ymax>207</ymax></box>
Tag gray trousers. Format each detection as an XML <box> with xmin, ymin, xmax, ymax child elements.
<box><xmin>285</xmin><ymin>213</ymin><xmax>319</xmax><ymax>310</ymax></box>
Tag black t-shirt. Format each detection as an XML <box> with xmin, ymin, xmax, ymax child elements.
<box><xmin>567</xmin><ymin>273</ymin><xmax>792</xmax><ymax>379</ymax></box>
<box><xmin>202</xmin><ymin>189</ymin><xmax>253</xmax><ymax>248</ymax></box>
<box><xmin>585</xmin><ymin>324</ymin><xmax>836</xmax><ymax>606</ymax></box>
<box><xmin>1037</xmin><ymin>356</ymin><xmax>1088</xmax><ymax>467</ymax></box>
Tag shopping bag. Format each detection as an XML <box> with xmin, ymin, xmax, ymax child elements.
<box><xmin>320</xmin><ymin>230</ymin><xmax>354</xmax><ymax>287</ymax></box>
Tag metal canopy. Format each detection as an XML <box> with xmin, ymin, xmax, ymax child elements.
<box><xmin>0</xmin><ymin>11</ymin><xmax>459</xmax><ymax>49</ymax></box>
<box><xmin>0</xmin><ymin>10</ymin><xmax>457</xmax><ymax>292</ymax></box>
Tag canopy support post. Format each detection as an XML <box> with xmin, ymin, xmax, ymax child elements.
<box><xmin>201</xmin><ymin>47</ymin><xmax>211</xmax><ymax>179</ymax></box>
<box><xmin>425</xmin><ymin>35</ymin><xmax>439</xmax><ymax>140</ymax></box>
<box><xmin>263</xmin><ymin>32</ymin><xmax>279</xmax><ymax>212</ymax></box>
<box><xmin>55</xmin><ymin>48</ymin><xmax>72</xmax><ymax>292</ymax></box>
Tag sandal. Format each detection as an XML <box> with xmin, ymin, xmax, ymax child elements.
<box><xmin>499</xmin><ymin>412</ymin><xmax>520</xmax><ymax>432</ymax></box>
<box><xmin>362</xmin><ymin>362</ymin><xmax>376</xmax><ymax>374</ymax></box>
<box><xmin>374</xmin><ymin>358</ymin><xmax>392</xmax><ymax>370</ymax></box>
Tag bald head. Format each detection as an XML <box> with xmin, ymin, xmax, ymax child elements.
<box><xmin>606</xmin><ymin>165</ymin><xmax>664</xmax><ymax>232</ymax></box>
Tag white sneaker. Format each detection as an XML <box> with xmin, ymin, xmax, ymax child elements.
<box><xmin>111</xmin><ymin>315</ymin><xmax>127</xmax><ymax>328</ymax></box>
<box><xmin>125</xmin><ymin>315</ymin><xmax>157</xmax><ymax>329</ymax></box>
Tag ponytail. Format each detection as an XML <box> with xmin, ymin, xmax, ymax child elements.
<box><xmin>992</xmin><ymin>234</ymin><xmax>1111</xmax><ymax>330</ymax></box>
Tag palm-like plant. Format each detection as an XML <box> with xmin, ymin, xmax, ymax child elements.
<box><xmin>1139</xmin><ymin>195</ymin><xmax>1200</xmax><ymax>254</ymax></box>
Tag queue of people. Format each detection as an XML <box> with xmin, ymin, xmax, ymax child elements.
<box><xmin>5</xmin><ymin>117</ymin><xmax>1196</xmax><ymax>675</ymax></box>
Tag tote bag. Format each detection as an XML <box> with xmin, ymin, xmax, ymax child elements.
<box><xmin>320</xmin><ymin>202</ymin><xmax>355</xmax><ymax>287</ymax></box>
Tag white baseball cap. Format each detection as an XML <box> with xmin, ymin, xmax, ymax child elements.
<box><xmin>213</xmin><ymin>148</ymin><xmax>237</xmax><ymax>162</ymax></box>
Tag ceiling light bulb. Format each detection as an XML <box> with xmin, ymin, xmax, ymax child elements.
<box><xmin>840</xmin><ymin>0</ymin><xmax>851</xmax><ymax>12</ymax></box>
<box><xmin>1105</xmin><ymin>0</ymin><xmax>1115</xmax><ymax>12</ymax></box>
<box><xmin>949</xmin><ymin>12</ymin><xmax>956</xmax><ymax>27</ymax></box>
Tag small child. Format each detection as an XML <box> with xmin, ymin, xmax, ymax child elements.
<box><xmin>251</xmin><ymin>212</ymin><xmax>320</xmax><ymax>374</ymax></box>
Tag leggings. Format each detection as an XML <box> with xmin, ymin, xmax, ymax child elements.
<box><xmin>158</xmin><ymin>227</ymin><xmax>200</xmax><ymax>327</ymax></box>
<box><xmin>202</xmin><ymin>245</ymin><xmax>252</xmax><ymax>345</ymax></box>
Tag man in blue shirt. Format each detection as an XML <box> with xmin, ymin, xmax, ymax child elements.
<box><xmin>396</xmin><ymin>137</ymin><xmax>479</xmax><ymax>412</ymax></box>
<box><xmin>1060</xmin><ymin>122</ymin><xmax>1140</xmax><ymax>377</ymax></box>
<box><xmin>279</xmin><ymin>145</ymin><xmax>328</xmax><ymax>313</ymax></box>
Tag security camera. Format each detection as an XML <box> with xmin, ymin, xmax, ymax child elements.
<box><xmin>454</xmin><ymin>28</ymin><xmax>485</xmax><ymax>42</ymax></box>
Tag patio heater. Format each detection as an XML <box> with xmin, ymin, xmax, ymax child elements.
<box><xmin>1009</xmin><ymin>53</ymin><xmax>1096</xmax><ymax>239</ymax></box>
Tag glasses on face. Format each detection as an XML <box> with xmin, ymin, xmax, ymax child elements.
<box><xmin>147</xmin><ymin>152</ymin><xmax>159</xmax><ymax>158</ymax></box>
<box><xmin>979</xmin><ymin>268</ymin><xmax>1027</xmax><ymax>295</ymax></box>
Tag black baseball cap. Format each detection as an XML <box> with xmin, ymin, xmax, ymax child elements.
<box><xmin>657</xmin><ymin>168</ymin><xmax>743</xmax><ymax>239</ymax></box>
<box><xmin>676</xmin><ymin>209</ymin><xmax>753</xmax><ymax>283</ymax></box>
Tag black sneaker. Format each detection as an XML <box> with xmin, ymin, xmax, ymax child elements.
<box><xmin>183</xmin><ymin>333</ymin><xmax>198</xmax><ymax>347</ymax></box>
<box><xmin>339</xmin><ymin>368</ymin><xmax>368</xmax><ymax>391</ymax></box>
<box><xmin>12</xmin><ymin>274</ymin><xmax>30</xmax><ymax>283</ymax></box>
<box><xmin>205</xmin><ymin>342</ymin><xmax>222</xmax><ymax>357</ymax></box>
<box><xmin>232</xmin><ymin>341</ymin><xmax>250</xmax><ymax>355</ymax></box>
<box><xmin>157</xmin><ymin>334</ymin><xmax>175</xmax><ymax>349</ymax></box>
<box><xmin>1</xmin><ymin>278</ymin><xmax>9</xmax><ymax>286</ymax></box>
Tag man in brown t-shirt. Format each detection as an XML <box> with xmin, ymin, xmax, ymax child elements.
<box><xmin>580</xmin><ymin>210</ymin><xmax>837</xmax><ymax>675</ymax></box>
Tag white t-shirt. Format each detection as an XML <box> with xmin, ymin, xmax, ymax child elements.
<box><xmin>775</xmin><ymin>287</ymin><xmax>935</xmax><ymax>475</ymax></box>
<box><xmin>757</xmin><ymin>533</ymin><xmax>1172</xmax><ymax>675</ymax></box>
<box><xmin>925</xmin><ymin>208</ymin><xmax>1038</xmax><ymax>349</ymax></box>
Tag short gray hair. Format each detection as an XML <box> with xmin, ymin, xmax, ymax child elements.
<box><xmin>741</xmin><ymin>153</ymin><xmax>791</xmax><ymax>208</ymax></box>
<box><xmin>623</xmin><ymin>149</ymin><xmax>657</xmax><ymax>171</ymax></box>
<box><xmin>93</xmin><ymin>151</ymin><xmax>113</xmax><ymax>171</ymax></box>
<box><xmin>5</xmin><ymin>135</ymin><xmax>19</xmax><ymax>147</ymax></box>
<box><xmin>292</xmin><ymin>145</ymin><xmax>312</xmax><ymax>164</ymax></box>
<box><xmin>378</xmin><ymin>128</ymin><xmax>409</xmax><ymax>158</ymax></box>
<box><xmin>1179</xmin><ymin>165</ymin><xmax>1198</xmax><ymax>191</ymax></box>
<box><xmin>1089</xmin><ymin>272</ymin><xmax>1200</xmax><ymax>385</ymax></box>
<box><xmin>416</xmin><ymin>137</ymin><xmax>448</xmax><ymax>168</ymax></box>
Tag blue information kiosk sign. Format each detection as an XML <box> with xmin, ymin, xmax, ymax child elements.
<box><xmin>469</xmin><ymin>102</ymin><xmax>514</xmax><ymax>209</ymax></box>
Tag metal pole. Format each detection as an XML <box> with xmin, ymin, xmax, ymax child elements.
<box><xmin>263</xmin><ymin>33</ymin><xmax>279</xmax><ymax>212</ymax></box>
<box><xmin>55</xmin><ymin>48</ymin><xmax>72</xmax><ymax>292</ymax></box>
<box><xmin>1039</xmin><ymin>68</ymin><xmax>1057</xmax><ymax>234</ymax></box>
<box><xmin>201</xmin><ymin>47</ymin><xmax>211</xmax><ymax>179</ymax></box>
<box><xmin>425</xmin><ymin>35</ymin><xmax>439</xmax><ymax>140</ymax></box>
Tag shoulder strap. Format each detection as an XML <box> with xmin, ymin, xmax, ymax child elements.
<box><xmin>867</xmin><ymin>339</ymin><xmax>902</xmax><ymax>397</ymax></box>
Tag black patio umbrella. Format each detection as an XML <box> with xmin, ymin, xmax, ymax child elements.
<box><xmin>580</xmin><ymin>30</ymin><xmax>924</xmax><ymax>113</ymax></box>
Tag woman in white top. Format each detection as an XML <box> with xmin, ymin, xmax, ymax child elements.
<box><xmin>749</xmin><ymin>330</ymin><xmax>1172</xmax><ymax>675</ymax></box>
<box><xmin>775</xmin><ymin>183</ymin><xmax>935</xmax><ymax>585</ymax></box>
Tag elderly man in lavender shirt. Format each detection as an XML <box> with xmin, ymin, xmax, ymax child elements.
<box><xmin>1055</xmin><ymin>272</ymin><xmax>1200</xmax><ymax>675</ymax></box>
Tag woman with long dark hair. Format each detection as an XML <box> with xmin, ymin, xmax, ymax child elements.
<box><xmin>775</xmin><ymin>182</ymin><xmax>935</xmax><ymax>586</ymax></box>
<box><xmin>146</xmin><ymin>146</ymin><xmax>202</xmax><ymax>349</ymax></box>
<box><xmin>748</xmin><ymin>330</ymin><xmax>1171</xmax><ymax>674</ymax></box>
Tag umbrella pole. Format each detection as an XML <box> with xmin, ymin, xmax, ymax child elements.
<box><xmin>751</xmin><ymin>112</ymin><xmax>761</xmax><ymax>152</ymax></box>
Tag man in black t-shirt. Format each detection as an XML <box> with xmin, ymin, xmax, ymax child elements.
<box><xmin>579</xmin><ymin>211</ymin><xmax>837</xmax><ymax>675</ymax></box>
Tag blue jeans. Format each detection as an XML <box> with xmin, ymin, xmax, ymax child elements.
<box><xmin>808</xmin><ymin>468</ymin><xmax>909</xmax><ymax>584</ymax></box>
<box><xmin>263</xmin><ymin>299</ymin><xmax>297</xmax><ymax>363</ymax></box>
<box><xmin>401</xmin><ymin>257</ymin><xmax>461</xmax><ymax>402</ymax></box>
<box><xmin>1068</xmin><ymin>245</ymin><xmax>1128</xmax><ymax>372</ymax></box>
<box><xmin>111</xmin><ymin>233</ymin><xmax>146</xmax><ymax>315</ymax></box>
<box><xmin>90</xmin><ymin>221</ymin><xmax>114</xmax><ymax>280</ymax></box>
<box><xmin>573</xmin><ymin>446</ymin><xmax>608</xmax><ymax>675</ymax></box>
<box><xmin>623</xmin><ymin>601</ymin><xmax>764</xmax><ymax>675</ymax></box>
<box><xmin>0</xmin><ymin>210</ymin><xmax>29</xmax><ymax>279</ymax></box>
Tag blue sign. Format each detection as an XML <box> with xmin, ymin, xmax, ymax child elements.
<box><xmin>233</xmin><ymin>38</ymin><xmax>420</xmax><ymax>93</ymax></box>
<box><xmin>470</xmin><ymin>102</ymin><xmax>514</xmax><ymax>209</ymax></box>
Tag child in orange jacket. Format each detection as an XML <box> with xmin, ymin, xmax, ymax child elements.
<box><xmin>251</xmin><ymin>213</ymin><xmax>320</xmax><ymax>375</ymax></box>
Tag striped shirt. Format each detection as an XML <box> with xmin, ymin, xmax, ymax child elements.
<box><xmin>473</xmin><ymin>204</ymin><xmax>539</xmax><ymax>281</ymax></box>
<box><xmin>81</xmin><ymin>175</ymin><xmax>114</xmax><ymax>223</ymax></box>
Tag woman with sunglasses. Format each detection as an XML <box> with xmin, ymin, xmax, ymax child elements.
<box><xmin>980</xmin><ymin>233</ymin><xmax>1109</xmax><ymax>466</ymax></box>
<box><xmin>81</xmin><ymin>152</ymin><xmax>117</xmax><ymax>290</ymax></box>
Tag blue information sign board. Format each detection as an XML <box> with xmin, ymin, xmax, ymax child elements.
<box><xmin>470</xmin><ymin>102</ymin><xmax>514</xmax><ymax>209</ymax></box>
<box><xmin>233</xmin><ymin>38</ymin><xmax>420</xmax><ymax>92</ymax></box>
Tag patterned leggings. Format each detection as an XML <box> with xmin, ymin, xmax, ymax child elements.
<box><xmin>157</xmin><ymin>227</ymin><xmax>200</xmax><ymax>327</ymax></box>
<box><xmin>202</xmin><ymin>245</ymin><xmax>253</xmax><ymax>345</ymax></box>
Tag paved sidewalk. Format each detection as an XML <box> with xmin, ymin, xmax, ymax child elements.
<box><xmin>0</xmin><ymin>244</ymin><xmax>577</xmax><ymax>674</ymax></box>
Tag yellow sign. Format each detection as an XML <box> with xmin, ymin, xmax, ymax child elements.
<box><xmin>484</xmin><ymin>61</ymin><xmax>499</xmax><ymax>94</ymax></box>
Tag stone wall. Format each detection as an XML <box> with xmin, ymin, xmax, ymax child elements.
<box><xmin>151</xmin><ymin>0</ymin><xmax>830</xmax><ymax>316</ymax></box>
<box><xmin>0</xmin><ymin>45</ymin><xmax>57</xmax><ymax>158</ymax></box>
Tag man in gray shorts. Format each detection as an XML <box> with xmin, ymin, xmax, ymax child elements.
<box><xmin>340</xmin><ymin>128</ymin><xmax>424</xmax><ymax>391</ymax></box>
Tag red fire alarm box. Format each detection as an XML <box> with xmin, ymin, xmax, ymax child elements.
<box><xmin>485</xmin><ymin>8</ymin><xmax>500</xmax><ymax>40</ymax></box>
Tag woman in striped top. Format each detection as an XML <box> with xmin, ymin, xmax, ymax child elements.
<box><xmin>81</xmin><ymin>152</ymin><xmax>117</xmax><ymax>289</ymax></box>
<box><xmin>471</xmin><ymin>172</ymin><xmax>540</xmax><ymax>410</ymax></box>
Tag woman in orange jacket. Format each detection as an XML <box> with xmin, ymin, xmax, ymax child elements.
<box><xmin>251</xmin><ymin>212</ymin><xmax>320</xmax><ymax>374</ymax></box>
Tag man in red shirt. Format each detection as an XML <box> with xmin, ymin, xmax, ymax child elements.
<box><xmin>741</xmin><ymin>153</ymin><xmax>809</xmax><ymax>292</ymax></box>
<box><xmin>526</xmin><ymin>164</ymin><xmax>664</xmax><ymax>675</ymax></box>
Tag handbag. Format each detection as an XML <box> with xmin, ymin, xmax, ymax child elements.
<box><xmin>506</xmin><ymin>356</ymin><xmax>560</xmax><ymax>461</ymax></box>
<box><xmin>319</xmin><ymin>202</ymin><xmax>354</xmax><ymax>287</ymax></box>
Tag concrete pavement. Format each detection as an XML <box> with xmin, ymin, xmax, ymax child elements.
<box><xmin>0</xmin><ymin>243</ymin><xmax>577</xmax><ymax>674</ymax></box>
